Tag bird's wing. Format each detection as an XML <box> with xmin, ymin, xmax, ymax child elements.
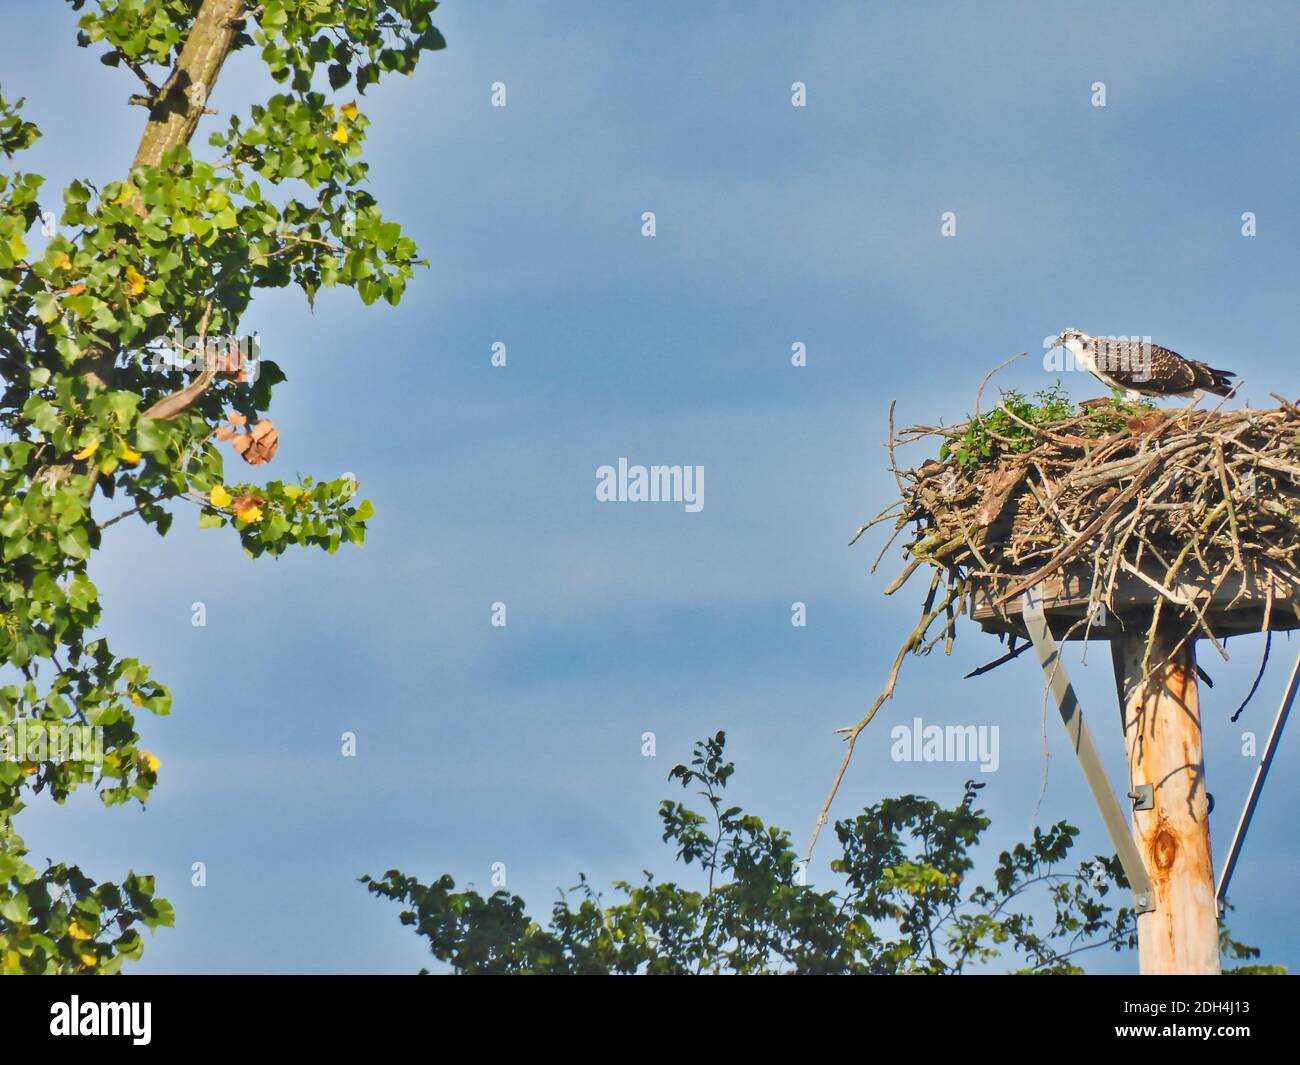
<box><xmin>1145</xmin><ymin>343</ymin><xmax>1198</xmax><ymax>393</ymax></box>
<box><xmin>1091</xmin><ymin>338</ymin><xmax>1196</xmax><ymax>392</ymax></box>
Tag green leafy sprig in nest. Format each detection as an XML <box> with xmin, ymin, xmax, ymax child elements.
<box><xmin>938</xmin><ymin>384</ymin><xmax>1156</xmax><ymax>468</ymax></box>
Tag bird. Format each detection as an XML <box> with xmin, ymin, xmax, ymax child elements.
<box><xmin>1050</xmin><ymin>328</ymin><xmax>1236</xmax><ymax>401</ymax></box>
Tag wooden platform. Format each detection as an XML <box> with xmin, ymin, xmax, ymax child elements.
<box><xmin>970</xmin><ymin>562</ymin><xmax>1300</xmax><ymax>641</ymax></box>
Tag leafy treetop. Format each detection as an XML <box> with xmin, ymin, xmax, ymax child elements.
<box><xmin>365</xmin><ymin>733</ymin><xmax>1277</xmax><ymax>974</ymax></box>
<box><xmin>0</xmin><ymin>0</ymin><xmax>442</xmax><ymax>973</ymax></box>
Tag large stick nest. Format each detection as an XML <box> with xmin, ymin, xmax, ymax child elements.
<box><xmin>874</xmin><ymin>388</ymin><xmax>1300</xmax><ymax>659</ymax></box>
<box><xmin>807</xmin><ymin>380</ymin><xmax>1300</xmax><ymax>859</ymax></box>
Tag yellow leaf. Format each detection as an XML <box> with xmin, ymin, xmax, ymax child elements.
<box><xmin>235</xmin><ymin>503</ymin><xmax>264</xmax><ymax>523</ymax></box>
<box><xmin>209</xmin><ymin>484</ymin><xmax>232</xmax><ymax>508</ymax></box>
<box><xmin>68</xmin><ymin>923</ymin><xmax>93</xmax><ymax>941</ymax></box>
<box><xmin>20</xmin><ymin>761</ymin><xmax>36</xmax><ymax>776</ymax></box>
<box><xmin>72</xmin><ymin>440</ymin><xmax>99</xmax><ymax>460</ymax></box>
<box><xmin>53</xmin><ymin>252</ymin><xmax>73</xmax><ymax>271</ymax></box>
<box><xmin>8</xmin><ymin>233</ymin><xmax>27</xmax><ymax>260</ymax></box>
<box><xmin>330</xmin><ymin>124</ymin><xmax>350</xmax><ymax>144</ymax></box>
<box><xmin>113</xmin><ymin>183</ymin><xmax>135</xmax><ymax>206</ymax></box>
<box><xmin>141</xmin><ymin>751</ymin><xmax>160</xmax><ymax>773</ymax></box>
<box><xmin>340</xmin><ymin>101</ymin><xmax>358</xmax><ymax>120</ymax></box>
<box><xmin>124</xmin><ymin>265</ymin><xmax>147</xmax><ymax>296</ymax></box>
<box><xmin>79</xmin><ymin>951</ymin><xmax>97</xmax><ymax>968</ymax></box>
<box><xmin>3</xmin><ymin>950</ymin><xmax>18</xmax><ymax>970</ymax></box>
<box><xmin>119</xmin><ymin>445</ymin><xmax>142</xmax><ymax>465</ymax></box>
<box><xmin>129</xmin><ymin>691</ymin><xmax>143</xmax><ymax>707</ymax></box>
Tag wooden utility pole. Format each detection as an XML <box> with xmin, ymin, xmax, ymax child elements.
<box><xmin>1112</xmin><ymin>628</ymin><xmax>1221</xmax><ymax>974</ymax></box>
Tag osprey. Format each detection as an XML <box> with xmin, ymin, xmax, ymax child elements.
<box><xmin>1051</xmin><ymin>329</ymin><xmax>1236</xmax><ymax>400</ymax></box>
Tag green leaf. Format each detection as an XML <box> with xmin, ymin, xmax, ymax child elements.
<box><xmin>0</xmin><ymin>891</ymin><xmax>29</xmax><ymax>923</ymax></box>
<box><xmin>58</xmin><ymin>525</ymin><xmax>90</xmax><ymax>561</ymax></box>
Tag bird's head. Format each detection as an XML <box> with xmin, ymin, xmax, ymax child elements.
<box><xmin>1051</xmin><ymin>327</ymin><xmax>1089</xmax><ymax>350</ymax></box>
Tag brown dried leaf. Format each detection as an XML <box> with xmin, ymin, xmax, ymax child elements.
<box><xmin>1126</xmin><ymin>411</ymin><xmax>1167</xmax><ymax>435</ymax></box>
<box><xmin>241</xmin><ymin>422</ymin><xmax>279</xmax><ymax>466</ymax></box>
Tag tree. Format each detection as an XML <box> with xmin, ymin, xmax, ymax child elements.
<box><xmin>366</xmin><ymin>732</ymin><xmax>1278</xmax><ymax>975</ymax></box>
<box><xmin>0</xmin><ymin>0</ymin><xmax>444</xmax><ymax>974</ymax></box>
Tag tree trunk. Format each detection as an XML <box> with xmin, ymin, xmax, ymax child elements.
<box><xmin>131</xmin><ymin>0</ymin><xmax>247</xmax><ymax>172</ymax></box>
<box><xmin>1112</xmin><ymin>628</ymin><xmax>1221</xmax><ymax>974</ymax></box>
<box><xmin>82</xmin><ymin>0</ymin><xmax>247</xmax><ymax>432</ymax></box>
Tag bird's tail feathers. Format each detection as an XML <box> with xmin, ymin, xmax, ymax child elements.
<box><xmin>1195</xmin><ymin>362</ymin><xmax>1236</xmax><ymax>397</ymax></box>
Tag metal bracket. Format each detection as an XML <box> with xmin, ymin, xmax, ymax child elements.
<box><xmin>1216</xmin><ymin>650</ymin><xmax>1300</xmax><ymax>913</ymax></box>
<box><xmin>1129</xmin><ymin>784</ymin><xmax>1154</xmax><ymax>811</ymax></box>
<box><xmin>1020</xmin><ymin>588</ymin><xmax>1157</xmax><ymax>914</ymax></box>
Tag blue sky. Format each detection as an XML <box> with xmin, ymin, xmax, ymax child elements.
<box><xmin>4</xmin><ymin>0</ymin><xmax>1300</xmax><ymax>972</ymax></box>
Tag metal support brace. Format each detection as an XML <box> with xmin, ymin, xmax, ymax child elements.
<box><xmin>1020</xmin><ymin>588</ymin><xmax>1157</xmax><ymax>914</ymax></box>
<box><xmin>1216</xmin><ymin>650</ymin><xmax>1300</xmax><ymax>912</ymax></box>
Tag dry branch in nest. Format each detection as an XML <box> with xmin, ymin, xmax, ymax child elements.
<box><xmin>806</xmin><ymin>382</ymin><xmax>1300</xmax><ymax>860</ymax></box>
